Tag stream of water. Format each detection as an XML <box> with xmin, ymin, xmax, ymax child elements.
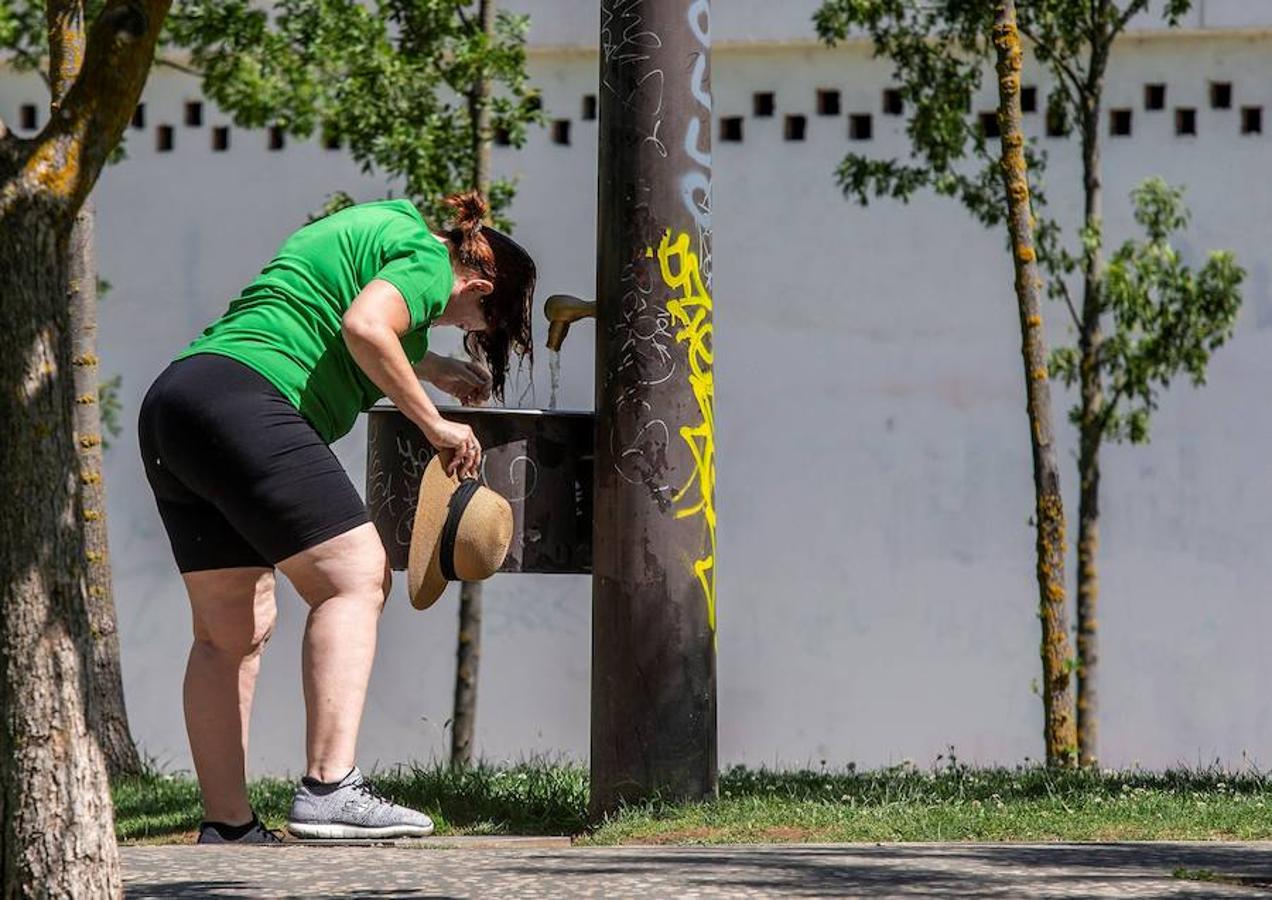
<box><xmin>547</xmin><ymin>349</ymin><xmax>561</xmax><ymax>410</ymax></box>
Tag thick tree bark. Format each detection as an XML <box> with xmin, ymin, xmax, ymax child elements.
<box><xmin>1074</xmin><ymin>26</ymin><xmax>1112</xmax><ymax>770</ymax></box>
<box><xmin>0</xmin><ymin>1</ymin><xmax>169</xmax><ymax>894</ymax></box>
<box><xmin>0</xmin><ymin>198</ymin><xmax>124</xmax><ymax>900</ymax></box>
<box><xmin>450</xmin><ymin>0</ymin><xmax>495</xmax><ymax>769</ymax></box>
<box><xmin>70</xmin><ymin>200</ymin><xmax>144</xmax><ymax>778</ymax></box>
<box><xmin>993</xmin><ymin>1</ymin><xmax>1077</xmax><ymax>768</ymax></box>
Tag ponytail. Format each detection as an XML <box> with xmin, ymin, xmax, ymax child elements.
<box><xmin>442</xmin><ymin>191</ymin><xmax>496</xmax><ymax>281</ymax></box>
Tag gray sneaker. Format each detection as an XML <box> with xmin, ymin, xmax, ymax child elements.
<box><xmin>286</xmin><ymin>767</ymin><xmax>435</xmax><ymax>840</ymax></box>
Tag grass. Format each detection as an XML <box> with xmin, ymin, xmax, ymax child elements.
<box><xmin>113</xmin><ymin>761</ymin><xmax>589</xmax><ymax>843</ymax></box>
<box><xmin>113</xmin><ymin>757</ymin><xmax>1272</xmax><ymax>846</ymax></box>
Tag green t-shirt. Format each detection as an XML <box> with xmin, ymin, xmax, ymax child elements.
<box><xmin>179</xmin><ymin>199</ymin><xmax>452</xmax><ymax>443</ymax></box>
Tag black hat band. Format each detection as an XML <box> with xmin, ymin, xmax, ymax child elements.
<box><xmin>439</xmin><ymin>478</ymin><xmax>483</xmax><ymax>582</ymax></box>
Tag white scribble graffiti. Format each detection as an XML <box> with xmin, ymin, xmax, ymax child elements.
<box><xmin>504</xmin><ymin>455</ymin><xmax>539</xmax><ymax>504</ymax></box>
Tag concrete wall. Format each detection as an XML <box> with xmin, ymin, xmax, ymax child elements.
<box><xmin>523</xmin><ymin>0</ymin><xmax>1272</xmax><ymax>48</ymax></box>
<box><xmin>3</xmin><ymin>18</ymin><xmax>1272</xmax><ymax>777</ymax></box>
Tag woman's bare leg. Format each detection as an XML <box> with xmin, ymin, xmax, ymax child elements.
<box><xmin>277</xmin><ymin>523</ymin><xmax>389</xmax><ymax>783</ymax></box>
<box><xmin>182</xmin><ymin>567</ymin><xmax>277</xmax><ymax>825</ymax></box>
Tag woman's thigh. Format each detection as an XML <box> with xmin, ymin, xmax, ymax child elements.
<box><xmin>277</xmin><ymin>522</ymin><xmax>389</xmax><ymax>607</ymax></box>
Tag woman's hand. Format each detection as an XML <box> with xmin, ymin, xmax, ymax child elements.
<box><xmin>423</xmin><ymin>416</ymin><xmax>482</xmax><ymax>480</ymax></box>
<box><xmin>427</xmin><ymin>356</ymin><xmax>493</xmax><ymax>407</ymax></box>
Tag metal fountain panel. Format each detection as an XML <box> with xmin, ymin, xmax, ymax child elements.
<box><xmin>365</xmin><ymin>406</ymin><xmax>594</xmax><ymax>574</ymax></box>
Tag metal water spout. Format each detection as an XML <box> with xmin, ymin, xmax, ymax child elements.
<box><xmin>544</xmin><ymin>294</ymin><xmax>596</xmax><ymax>352</ymax></box>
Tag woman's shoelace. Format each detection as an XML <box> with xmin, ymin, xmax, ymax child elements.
<box><xmin>353</xmin><ymin>779</ymin><xmax>393</xmax><ymax>805</ymax></box>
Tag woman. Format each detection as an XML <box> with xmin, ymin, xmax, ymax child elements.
<box><xmin>138</xmin><ymin>192</ymin><xmax>535</xmax><ymax>843</ymax></box>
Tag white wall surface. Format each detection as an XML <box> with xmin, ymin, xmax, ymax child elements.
<box><xmin>521</xmin><ymin>0</ymin><xmax>1272</xmax><ymax>49</ymax></box>
<box><xmin>3</xmin><ymin>23</ymin><xmax>1272</xmax><ymax>778</ymax></box>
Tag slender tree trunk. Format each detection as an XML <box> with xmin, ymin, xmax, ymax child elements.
<box><xmin>450</xmin><ymin>0</ymin><xmax>495</xmax><ymax>769</ymax></box>
<box><xmin>470</xmin><ymin>0</ymin><xmax>494</xmax><ymax>201</ymax></box>
<box><xmin>993</xmin><ymin>1</ymin><xmax>1077</xmax><ymax>768</ymax></box>
<box><xmin>70</xmin><ymin>200</ymin><xmax>144</xmax><ymax>778</ymax></box>
<box><xmin>0</xmin><ymin>1</ymin><xmax>168</xmax><ymax>893</ymax></box>
<box><xmin>1076</xmin><ymin>419</ymin><xmax>1101</xmax><ymax>767</ymax></box>
<box><xmin>1075</xmin><ymin>33</ymin><xmax>1111</xmax><ymax>770</ymax></box>
<box><xmin>451</xmin><ymin>581</ymin><xmax>483</xmax><ymax>766</ymax></box>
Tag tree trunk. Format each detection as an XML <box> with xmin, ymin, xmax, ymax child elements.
<box><xmin>993</xmin><ymin>1</ymin><xmax>1077</xmax><ymax>768</ymax></box>
<box><xmin>0</xmin><ymin>206</ymin><xmax>123</xmax><ymax>899</ymax></box>
<box><xmin>1076</xmin><ymin>421</ymin><xmax>1101</xmax><ymax>768</ymax></box>
<box><xmin>1075</xmin><ymin>30</ymin><xmax>1111</xmax><ymax>771</ymax></box>
<box><xmin>470</xmin><ymin>0</ymin><xmax>494</xmax><ymax>202</ymax></box>
<box><xmin>0</xmin><ymin>1</ymin><xmax>169</xmax><ymax>893</ymax></box>
<box><xmin>450</xmin><ymin>0</ymin><xmax>495</xmax><ymax>769</ymax></box>
<box><xmin>70</xmin><ymin>200</ymin><xmax>144</xmax><ymax>778</ymax></box>
<box><xmin>450</xmin><ymin>581</ymin><xmax>483</xmax><ymax>766</ymax></box>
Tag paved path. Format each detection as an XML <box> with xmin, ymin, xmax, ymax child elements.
<box><xmin>123</xmin><ymin>841</ymin><xmax>1272</xmax><ymax>898</ymax></box>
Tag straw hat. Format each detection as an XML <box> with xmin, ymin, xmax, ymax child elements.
<box><xmin>407</xmin><ymin>456</ymin><xmax>514</xmax><ymax>610</ymax></box>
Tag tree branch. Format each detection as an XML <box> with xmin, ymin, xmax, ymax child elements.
<box><xmin>154</xmin><ymin>55</ymin><xmax>200</xmax><ymax>76</ymax></box>
<box><xmin>19</xmin><ymin>0</ymin><xmax>171</xmax><ymax>215</ymax></box>
<box><xmin>1114</xmin><ymin>0</ymin><xmax>1152</xmax><ymax>36</ymax></box>
<box><xmin>1097</xmin><ymin>381</ymin><xmax>1128</xmax><ymax>434</ymax></box>
<box><xmin>1055</xmin><ymin>276</ymin><xmax>1082</xmax><ymax>331</ymax></box>
<box><xmin>1016</xmin><ymin>20</ymin><xmax>1086</xmax><ymax>101</ymax></box>
<box><xmin>47</xmin><ymin>0</ymin><xmax>87</xmax><ymax>103</ymax></box>
<box><xmin>9</xmin><ymin>45</ymin><xmax>53</xmax><ymax>88</ymax></box>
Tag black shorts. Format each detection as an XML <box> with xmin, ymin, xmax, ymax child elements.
<box><xmin>138</xmin><ymin>353</ymin><xmax>370</xmax><ymax>573</ymax></box>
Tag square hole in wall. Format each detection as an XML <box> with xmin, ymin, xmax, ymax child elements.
<box><xmin>1110</xmin><ymin>108</ymin><xmax>1132</xmax><ymax>136</ymax></box>
<box><xmin>784</xmin><ymin>115</ymin><xmax>807</xmax><ymax>141</ymax></box>
<box><xmin>155</xmin><ymin>125</ymin><xmax>174</xmax><ymax>152</ymax></box>
<box><xmin>882</xmin><ymin>88</ymin><xmax>904</xmax><ymax>116</ymax></box>
<box><xmin>493</xmin><ymin>126</ymin><xmax>512</xmax><ymax>146</ymax></box>
<box><xmin>1175</xmin><ymin>107</ymin><xmax>1197</xmax><ymax>136</ymax></box>
<box><xmin>211</xmin><ymin>126</ymin><xmax>230</xmax><ymax>152</ymax></box>
<box><xmin>753</xmin><ymin>92</ymin><xmax>775</xmax><ymax>118</ymax></box>
<box><xmin>268</xmin><ymin>125</ymin><xmax>285</xmax><ymax>151</ymax></box>
<box><xmin>132</xmin><ymin>103</ymin><xmax>146</xmax><ymax>130</ymax></box>
<box><xmin>720</xmin><ymin>116</ymin><xmax>743</xmax><ymax>142</ymax></box>
<box><xmin>817</xmin><ymin>89</ymin><xmax>841</xmax><ymax>117</ymax></box>
<box><xmin>1046</xmin><ymin>104</ymin><xmax>1069</xmax><ymax>137</ymax></box>
<box><xmin>979</xmin><ymin>111</ymin><xmax>1000</xmax><ymax>139</ymax></box>
<box><xmin>184</xmin><ymin>101</ymin><xmax>203</xmax><ymax>127</ymax></box>
<box><xmin>582</xmin><ymin>94</ymin><xmax>597</xmax><ymax>121</ymax></box>
<box><xmin>1145</xmin><ymin>83</ymin><xmax>1166</xmax><ymax>111</ymax></box>
<box><xmin>526</xmin><ymin>94</ymin><xmax>543</xmax><ymax>113</ymax></box>
<box><xmin>19</xmin><ymin>103</ymin><xmax>37</xmax><ymax>130</ymax></box>
<box><xmin>552</xmin><ymin>119</ymin><xmax>571</xmax><ymax>145</ymax></box>
<box><xmin>849</xmin><ymin>114</ymin><xmax>873</xmax><ymax>141</ymax></box>
<box><xmin>1020</xmin><ymin>86</ymin><xmax>1038</xmax><ymax>114</ymax></box>
<box><xmin>1241</xmin><ymin>106</ymin><xmax>1262</xmax><ymax>135</ymax></box>
<box><xmin>1210</xmin><ymin>81</ymin><xmax>1233</xmax><ymax>110</ymax></box>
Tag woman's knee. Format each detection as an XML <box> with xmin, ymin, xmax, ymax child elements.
<box><xmin>279</xmin><ymin>522</ymin><xmax>389</xmax><ymax>609</ymax></box>
<box><xmin>187</xmin><ymin>568</ymin><xmax>278</xmax><ymax>657</ymax></box>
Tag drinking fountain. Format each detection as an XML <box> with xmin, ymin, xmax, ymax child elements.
<box><xmin>366</xmin><ymin>293</ymin><xmax>598</xmax><ymax>574</ymax></box>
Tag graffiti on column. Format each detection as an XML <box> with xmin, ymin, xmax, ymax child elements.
<box><xmin>600</xmin><ymin>0</ymin><xmax>714</xmax><ymax>623</ymax></box>
<box><xmin>652</xmin><ymin>229</ymin><xmax>716</xmax><ymax>631</ymax></box>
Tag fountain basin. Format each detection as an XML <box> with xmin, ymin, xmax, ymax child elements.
<box><xmin>366</xmin><ymin>406</ymin><xmax>594</xmax><ymax>574</ymax></box>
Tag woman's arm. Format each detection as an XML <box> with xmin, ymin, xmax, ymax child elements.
<box><xmin>342</xmin><ymin>279</ymin><xmax>480</xmax><ymax>477</ymax></box>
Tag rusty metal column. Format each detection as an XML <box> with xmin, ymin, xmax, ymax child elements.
<box><xmin>591</xmin><ymin>0</ymin><xmax>716</xmax><ymax>818</ymax></box>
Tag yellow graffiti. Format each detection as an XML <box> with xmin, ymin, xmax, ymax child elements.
<box><xmin>652</xmin><ymin>229</ymin><xmax>716</xmax><ymax>631</ymax></box>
